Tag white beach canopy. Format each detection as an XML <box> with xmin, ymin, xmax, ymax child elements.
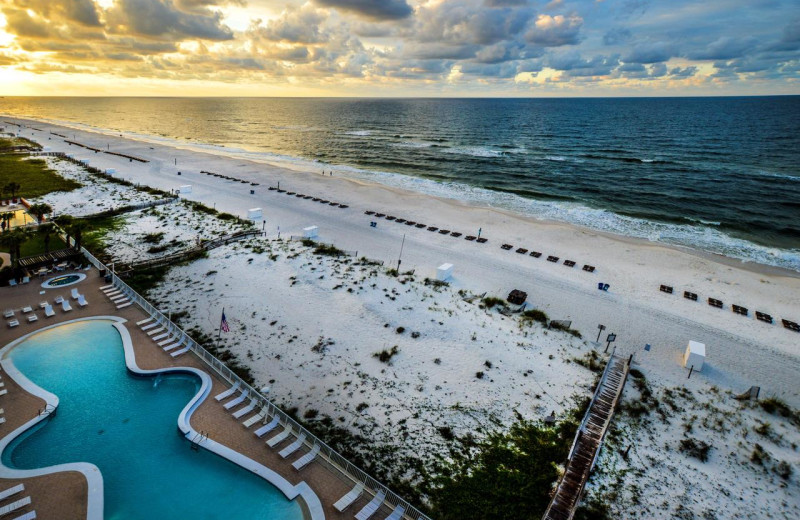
<box><xmin>683</xmin><ymin>340</ymin><xmax>705</xmax><ymax>371</ymax></box>
<box><xmin>437</xmin><ymin>263</ymin><xmax>454</xmax><ymax>281</ymax></box>
<box><xmin>179</xmin><ymin>185</ymin><xmax>192</xmax><ymax>194</ymax></box>
<box><xmin>247</xmin><ymin>208</ymin><xmax>263</xmax><ymax>220</ymax></box>
<box><xmin>304</xmin><ymin>226</ymin><xmax>318</xmax><ymax>238</ymax></box>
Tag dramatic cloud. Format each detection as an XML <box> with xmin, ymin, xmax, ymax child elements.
<box><xmin>0</xmin><ymin>0</ymin><xmax>797</xmax><ymax>95</ymax></box>
<box><xmin>315</xmin><ymin>0</ymin><xmax>412</xmax><ymax>21</ymax></box>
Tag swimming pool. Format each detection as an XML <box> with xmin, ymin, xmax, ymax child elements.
<box><xmin>1</xmin><ymin>319</ymin><xmax>304</xmax><ymax>519</ymax></box>
<box><xmin>41</xmin><ymin>273</ymin><xmax>86</xmax><ymax>288</ymax></box>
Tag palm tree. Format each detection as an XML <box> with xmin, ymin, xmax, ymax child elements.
<box><xmin>0</xmin><ymin>212</ymin><xmax>12</xmax><ymax>232</ymax></box>
<box><xmin>28</xmin><ymin>203</ymin><xmax>52</xmax><ymax>224</ymax></box>
<box><xmin>54</xmin><ymin>215</ymin><xmax>74</xmax><ymax>246</ymax></box>
<box><xmin>0</xmin><ymin>228</ymin><xmax>31</xmax><ymax>269</ymax></box>
<box><xmin>4</xmin><ymin>182</ymin><xmax>21</xmax><ymax>201</ymax></box>
<box><xmin>37</xmin><ymin>223</ymin><xmax>54</xmax><ymax>254</ymax></box>
<box><xmin>70</xmin><ymin>220</ymin><xmax>90</xmax><ymax>251</ymax></box>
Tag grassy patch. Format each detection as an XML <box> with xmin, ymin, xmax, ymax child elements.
<box><xmin>374</xmin><ymin>345</ymin><xmax>400</xmax><ymax>363</ymax></box>
<box><xmin>480</xmin><ymin>296</ymin><xmax>506</xmax><ymax>309</ymax></box>
<box><xmin>0</xmin><ymin>151</ymin><xmax>81</xmax><ymax>199</ymax></box>
<box><xmin>521</xmin><ymin>309</ymin><xmax>549</xmax><ymax>325</ymax></box>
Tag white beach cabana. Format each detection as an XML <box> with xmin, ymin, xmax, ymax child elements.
<box><xmin>179</xmin><ymin>185</ymin><xmax>192</xmax><ymax>195</ymax></box>
<box><xmin>106</xmin><ymin>168</ymin><xmax>116</xmax><ymax>175</ymax></box>
<box><xmin>436</xmin><ymin>263</ymin><xmax>454</xmax><ymax>281</ymax></box>
<box><xmin>683</xmin><ymin>340</ymin><xmax>705</xmax><ymax>371</ymax></box>
<box><xmin>303</xmin><ymin>226</ymin><xmax>318</xmax><ymax>238</ymax></box>
<box><xmin>247</xmin><ymin>208</ymin><xmax>263</xmax><ymax>220</ymax></box>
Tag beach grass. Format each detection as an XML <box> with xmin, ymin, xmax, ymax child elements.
<box><xmin>0</xmin><ymin>140</ymin><xmax>81</xmax><ymax>198</ymax></box>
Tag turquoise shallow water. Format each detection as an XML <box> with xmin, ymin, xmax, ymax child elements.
<box><xmin>2</xmin><ymin>320</ymin><xmax>303</xmax><ymax>520</ymax></box>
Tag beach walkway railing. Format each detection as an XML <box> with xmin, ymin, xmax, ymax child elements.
<box><xmin>78</xmin><ymin>246</ymin><xmax>432</xmax><ymax>520</ymax></box>
<box><xmin>542</xmin><ymin>350</ymin><xmax>630</xmax><ymax>520</ymax></box>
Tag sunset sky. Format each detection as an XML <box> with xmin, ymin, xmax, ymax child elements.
<box><xmin>0</xmin><ymin>0</ymin><xmax>798</xmax><ymax>96</ymax></box>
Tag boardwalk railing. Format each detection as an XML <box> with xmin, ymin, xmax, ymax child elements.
<box><xmin>79</xmin><ymin>246</ymin><xmax>431</xmax><ymax>520</ymax></box>
<box><xmin>542</xmin><ymin>350</ymin><xmax>630</xmax><ymax>520</ymax></box>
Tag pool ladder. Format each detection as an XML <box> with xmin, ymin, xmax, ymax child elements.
<box><xmin>190</xmin><ymin>431</ymin><xmax>208</xmax><ymax>451</ymax></box>
<box><xmin>38</xmin><ymin>404</ymin><xmax>57</xmax><ymax>417</ymax></box>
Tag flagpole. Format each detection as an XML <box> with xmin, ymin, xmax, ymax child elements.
<box><xmin>217</xmin><ymin>307</ymin><xmax>224</xmax><ymax>348</ymax></box>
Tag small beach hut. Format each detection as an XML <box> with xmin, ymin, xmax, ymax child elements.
<box><xmin>247</xmin><ymin>208</ymin><xmax>263</xmax><ymax>220</ymax></box>
<box><xmin>179</xmin><ymin>185</ymin><xmax>192</xmax><ymax>195</ymax></box>
<box><xmin>106</xmin><ymin>168</ymin><xmax>116</xmax><ymax>175</ymax></box>
<box><xmin>436</xmin><ymin>263</ymin><xmax>453</xmax><ymax>281</ymax></box>
<box><xmin>683</xmin><ymin>340</ymin><xmax>705</xmax><ymax>371</ymax></box>
<box><xmin>303</xmin><ymin>226</ymin><xmax>318</xmax><ymax>238</ymax></box>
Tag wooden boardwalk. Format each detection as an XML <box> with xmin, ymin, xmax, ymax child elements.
<box><xmin>542</xmin><ymin>351</ymin><xmax>630</xmax><ymax>520</ymax></box>
<box><xmin>18</xmin><ymin>247</ymin><xmax>80</xmax><ymax>269</ymax></box>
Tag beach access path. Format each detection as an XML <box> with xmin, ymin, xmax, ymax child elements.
<box><xmin>7</xmin><ymin>116</ymin><xmax>800</xmax><ymax>407</ymax></box>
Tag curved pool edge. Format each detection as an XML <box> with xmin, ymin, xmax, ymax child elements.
<box><xmin>0</xmin><ymin>316</ymin><xmax>111</xmax><ymax>520</ymax></box>
<box><xmin>112</xmin><ymin>322</ymin><xmax>324</xmax><ymax>520</ymax></box>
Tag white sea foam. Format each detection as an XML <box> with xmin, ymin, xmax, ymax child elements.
<box><xmin>545</xmin><ymin>155</ymin><xmax>567</xmax><ymax>162</ymax></box>
<box><xmin>443</xmin><ymin>146</ymin><xmax>504</xmax><ymax>158</ymax></box>
<box><xmin>344</xmin><ymin>130</ymin><xmax>372</xmax><ymax>136</ymax></box>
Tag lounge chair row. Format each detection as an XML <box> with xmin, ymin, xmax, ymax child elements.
<box><xmin>269</xmin><ymin>187</ymin><xmax>349</xmax><ymax>209</ymax></box>
<box><xmin>500</xmin><ymin>243</ymin><xmax>595</xmax><ymax>273</ymax></box>
<box><xmin>5</xmin><ymin>292</ymin><xmax>86</xmax><ymax>327</ymax></box>
<box><xmin>136</xmin><ymin>315</ymin><xmax>191</xmax><ymax>357</ymax></box>
<box><xmin>99</xmin><ymin>284</ymin><xmax>132</xmax><ymax>310</ymax></box>
<box><xmin>333</xmin><ymin>478</ymin><xmax>404</xmax><ymax>520</ymax></box>
<box><xmin>0</xmin><ymin>483</ymin><xmax>36</xmax><ymax>519</ymax></box>
<box><xmin>203</xmin><ymin>170</ymin><xmax>259</xmax><ymax>187</ymax></box>
<box><xmin>364</xmin><ymin>210</ymin><xmax>488</xmax><ymax>244</ymax></box>
<box><xmin>658</xmin><ymin>284</ymin><xmax>799</xmax><ymax>331</ymax></box>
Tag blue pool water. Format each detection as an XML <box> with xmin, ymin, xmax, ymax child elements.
<box><xmin>2</xmin><ymin>320</ymin><xmax>303</xmax><ymax>520</ymax></box>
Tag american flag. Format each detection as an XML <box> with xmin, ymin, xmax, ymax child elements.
<box><xmin>220</xmin><ymin>311</ymin><xmax>230</xmax><ymax>333</ymax></box>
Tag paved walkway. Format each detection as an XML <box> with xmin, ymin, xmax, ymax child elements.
<box><xmin>0</xmin><ymin>269</ymin><xmax>401</xmax><ymax>520</ymax></box>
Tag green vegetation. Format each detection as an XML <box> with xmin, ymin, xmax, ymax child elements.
<box><xmin>759</xmin><ymin>397</ymin><xmax>800</xmax><ymax>427</ymax></box>
<box><xmin>374</xmin><ymin>345</ymin><xmax>400</xmax><ymax>363</ymax></box>
<box><xmin>679</xmin><ymin>438</ymin><xmax>712</xmax><ymax>462</ymax></box>
<box><xmin>572</xmin><ymin>350</ymin><xmax>604</xmax><ymax>373</ymax></box>
<box><xmin>549</xmin><ymin>320</ymin><xmax>583</xmax><ymax>338</ymax></box>
<box><xmin>142</xmin><ymin>232</ymin><xmax>165</xmax><ymax>244</ymax></box>
<box><xmin>429</xmin><ymin>406</ymin><xmax>586</xmax><ymax>520</ymax></box>
<box><xmin>521</xmin><ymin>309</ymin><xmax>549</xmax><ymax>325</ymax></box>
<box><xmin>0</xmin><ymin>139</ymin><xmax>81</xmax><ymax>198</ymax></box>
<box><xmin>480</xmin><ymin>296</ymin><xmax>506</xmax><ymax>309</ymax></box>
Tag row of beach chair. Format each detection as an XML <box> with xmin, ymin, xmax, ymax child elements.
<box><xmin>136</xmin><ymin>315</ymin><xmax>191</xmax><ymax>357</ymax></box>
<box><xmin>0</xmin><ymin>483</ymin><xmax>36</xmax><ymax>519</ymax></box>
<box><xmin>212</xmin><ymin>379</ymin><xmax>403</xmax><ymax>519</ymax></box>
<box><xmin>203</xmin><ymin>170</ymin><xmax>260</xmax><ymax>187</ymax></box>
<box><xmin>500</xmin><ymin>243</ymin><xmax>595</xmax><ymax>273</ymax></box>
<box><xmin>99</xmin><ymin>283</ymin><xmax>132</xmax><ymax>310</ymax></box>
<box><xmin>364</xmin><ymin>210</ymin><xmax>488</xmax><ymax>245</ymax></box>
<box><xmin>270</xmin><ymin>187</ymin><xmax>350</xmax><ymax>209</ymax></box>
<box><xmin>5</xmin><ymin>290</ymin><xmax>87</xmax><ymax>328</ymax></box>
<box><xmin>658</xmin><ymin>283</ymin><xmax>798</xmax><ymax>332</ymax></box>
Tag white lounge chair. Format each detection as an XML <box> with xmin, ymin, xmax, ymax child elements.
<box><xmin>266</xmin><ymin>424</ymin><xmax>293</xmax><ymax>447</ymax></box>
<box><xmin>6</xmin><ymin>320</ymin><xmax>18</xmax><ymax>328</ymax></box>
<box><xmin>111</xmin><ymin>296</ymin><xmax>128</xmax><ymax>304</ymax></box>
<box><xmin>3</xmin><ymin>310</ymin><xmax>14</xmax><ymax>319</ymax></box>
<box><xmin>61</xmin><ymin>300</ymin><xmax>72</xmax><ymax>312</ymax></box>
<box><xmin>21</xmin><ymin>306</ymin><xmax>32</xmax><ymax>313</ymax></box>
<box><xmin>54</xmin><ymin>296</ymin><xmax>64</xmax><ymax>304</ymax></box>
<box><xmin>12</xmin><ymin>511</ymin><xmax>36</xmax><ymax>520</ymax></box>
<box><xmin>170</xmin><ymin>346</ymin><xmax>190</xmax><ymax>357</ymax></box>
<box><xmin>279</xmin><ymin>434</ymin><xmax>306</xmax><ymax>458</ymax></box>
<box><xmin>147</xmin><ymin>326</ymin><xmax>165</xmax><ymax>336</ymax></box>
<box><xmin>38</xmin><ymin>302</ymin><xmax>47</xmax><ymax>308</ymax></box>
<box><xmin>116</xmin><ymin>302</ymin><xmax>132</xmax><ymax>309</ymax></box>
<box><xmin>152</xmin><ymin>331</ymin><xmax>172</xmax><ymax>342</ymax></box>
<box><xmin>0</xmin><ymin>496</ymin><xmax>31</xmax><ymax>516</ymax></box>
<box><xmin>354</xmin><ymin>490</ymin><xmax>386</xmax><ymax>520</ymax></box>
<box><xmin>334</xmin><ymin>483</ymin><xmax>364</xmax><ymax>512</ymax></box>
<box><xmin>223</xmin><ymin>390</ymin><xmax>248</xmax><ymax>410</ymax></box>
<box><xmin>44</xmin><ymin>305</ymin><xmax>55</xmax><ymax>318</ymax></box>
<box><xmin>140</xmin><ymin>319</ymin><xmax>161</xmax><ymax>331</ymax></box>
<box><xmin>385</xmin><ymin>504</ymin><xmax>406</xmax><ymax>520</ymax></box>
<box><xmin>27</xmin><ymin>314</ymin><xmax>38</xmax><ymax>323</ymax></box>
<box><xmin>232</xmin><ymin>399</ymin><xmax>257</xmax><ymax>419</ymax></box>
<box><xmin>243</xmin><ymin>410</ymin><xmax>267</xmax><ymax>428</ymax></box>
<box><xmin>163</xmin><ymin>339</ymin><xmax>184</xmax><ymax>352</ymax></box>
<box><xmin>214</xmin><ymin>382</ymin><xmax>240</xmax><ymax>401</ymax></box>
<box><xmin>83</xmin><ymin>264</ymin><xmax>91</xmax><ymax>270</ymax></box>
<box><xmin>0</xmin><ymin>390</ymin><xmax>7</xmax><ymax>396</ymax></box>
<box><xmin>292</xmin><ymin>444</ymin><xmax>320</xmax><ymax>470</ymax></box>
<box><xmin>71</xmin><ymin>288</ymin><xmax>80</xmax><ymax>300</ymax></box>
<box><xmin>77</xmin><ymin>295</ymin><xmax>88</xmax><ymax>307</ymax></box>
<box><xmin>0</xmin><ymin>484</ymin><xmax>24</xmax><ymax>502</ymax></box>
<box><xmin>136</xmin><ymin>316</ymin><xmax>155</xmax><ymax>326</ymax></box>
<box><xmin>254</xmin><ymin>416</ymin><xmax>280</xmax><ymax>437</ymax></box>
<box><xmin>99</xmin><ymin>284</ymin><xmax>113</xmax><ymax>290</ymax></box>
<box><xmin>21</xmin><ymin>277</ymin><xmax>29</xmax><ymax>284</ymax></box>
<box><xmin>0</xmin><ymin>417</ymin><xmax>5</xmax><ymax>424</ymax></box>
<box><xmin>8</xmin><ymin>280</ymin><xmax>17</xmax><ymax>287</ymax></box>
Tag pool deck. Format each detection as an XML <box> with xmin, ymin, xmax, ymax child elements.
<box><xmin>0</xmin><ymin>269</ymin><xmax>405</xmax><ymax>520</ymax></box>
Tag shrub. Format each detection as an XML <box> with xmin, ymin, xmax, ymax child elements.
<box><xmin>374</xmin><ymin>345</ymin><xmax>400</xmax><ymax>363</ymax></box>
<box><xmin>142</xmin><ymin>232</ymin><xmax>165</xmax><ymax>244</ymax></box>
<box><xmin>480</xmin><ymin>296</ymin><xmax>506</xmax><ymax>309</ymax></box>
<box><xmin>521</xmin><ymin>309</ymin><xmax>548</xmax><ymax>325</ymax></box>
<box><xmin>475</xmin><ymin>371</ymin><xmax>485</xmax><ymax>379</ymax></box>
<box><xmin>679</xmin><ymin>438</ymin><xmax>711</xmax><ymax>462</ymax></box>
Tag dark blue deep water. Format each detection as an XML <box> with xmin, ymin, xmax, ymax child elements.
<box><xmin>2</xmin><ymin>97</ymin><xmax>799</xmax><ymax>269</ymax></box>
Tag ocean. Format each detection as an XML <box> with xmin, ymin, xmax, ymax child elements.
<box><xmin>2</xmin><ymin>96</ymin><xmax>799</xmax><ymax>271</ymax></box>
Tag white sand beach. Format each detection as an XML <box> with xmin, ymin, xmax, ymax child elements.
<box><xmin>5</xmin><ymin>115</ymin><xmax>800</xmax><ymax>518</ymax></box>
